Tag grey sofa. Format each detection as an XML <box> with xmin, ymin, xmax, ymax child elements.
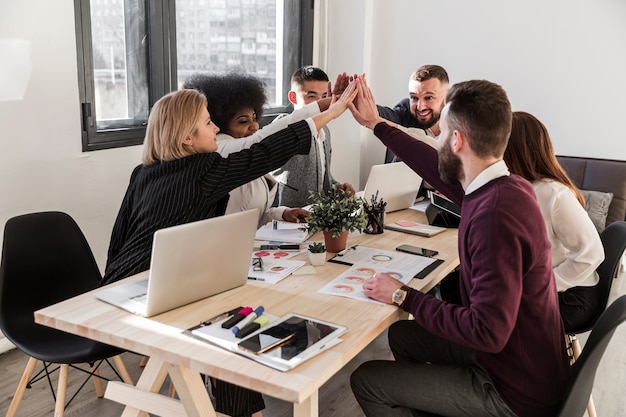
<box><xmin>557</xmin><ymin>156</ymin><xmax>626</xmax><ymax>230</ymax></box>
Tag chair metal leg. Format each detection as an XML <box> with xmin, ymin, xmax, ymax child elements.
<box><xmin>5</xmin><ymin>356</ymin><xmax>38</xmax><ymax>417</ymax></box>
<box><xmin>567</xmin><ymin>334</ymin><xmax>598</xmax><ymax>416</ymax></box>
<box><xmin>54</xmin><ymin>364</ymin><xmax>69</xmax><ymax>417</ymax></box>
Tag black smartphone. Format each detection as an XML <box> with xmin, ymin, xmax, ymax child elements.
<box><xmin>237</xmin><ymin>324</ymin><xmax>295</xmax><ymax>354</ymax></box>
<box><xmin>396</xmin><ymin>244</ymin><xmax>438</xmax><ymax>257</ymax></box>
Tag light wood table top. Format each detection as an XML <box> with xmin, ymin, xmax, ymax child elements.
<box><xmin>35</xmin><ymin>208</ymin><xmax>458</xmax><ymax>417</ymax></box>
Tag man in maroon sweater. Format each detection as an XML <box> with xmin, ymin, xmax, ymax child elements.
<box><xmin>348</xmin><ymin>77</ymin><xmax>570</xmax><ymax>417</ymax></box>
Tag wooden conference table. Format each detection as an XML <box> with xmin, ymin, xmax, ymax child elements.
<box><xmin>35</xmin><ymin>208</ymin><xmax>459</xmax><ymax>417</ymax></box>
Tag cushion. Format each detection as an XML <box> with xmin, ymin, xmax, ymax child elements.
<box><xmin>581</xmin><ymin>189</ymin><xmax>613</xmax><ymax>233</ymax></box>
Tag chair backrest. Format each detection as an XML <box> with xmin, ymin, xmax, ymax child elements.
<box><xmin>556</xmin><ymin>294</ymin><xmax>626</xmax><ymax>416</ymax></box>
<box><xmin>577</xmin><ymin>221</ymin><xmax>626</xmax><ymax>333</ymax></box>
<box><xmin>0</xmin><ymin>211</ymin><xmax>102</xmax><ymax>336</ymax></box>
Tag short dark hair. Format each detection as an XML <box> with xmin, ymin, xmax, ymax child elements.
<box><xmin>291</xmin><ymin>65</ymin><xmax>329</xmax><ymax>90</ymax></box>
<box><xmin>410</xmin><ymin>65</ymin><xmax>449</xmax><ymax>85</ymax></box>
<box><xmin>445</xmin><ymin>80</ymin><xmax>512</xmax><ymax>158</ymax></box>
<box><xmin>183</xmin><ymin>71</ymin><xmax>267</xmax><ymax>132</ymax></box>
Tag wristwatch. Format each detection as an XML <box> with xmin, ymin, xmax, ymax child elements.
<box><xmin>392</xmin><ymin>286</ymin><xmax>408</xmax><ymax>306</ymax></box>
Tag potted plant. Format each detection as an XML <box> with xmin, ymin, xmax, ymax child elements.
<box><xmin>307</xmin><ymin>185</ymin><xmax>367</xmax><ymax>252</ymax></box>
<box><xmin>307</xmin><ymin>242</ymin><xmax>327</xmax><ymax>266</ymax></box>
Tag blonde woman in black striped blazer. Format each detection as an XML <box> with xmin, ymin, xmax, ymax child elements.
<box><xmin>101</xmin><ymin>86</ymin><xmax>356</xmax><ymax>417</ymax></box>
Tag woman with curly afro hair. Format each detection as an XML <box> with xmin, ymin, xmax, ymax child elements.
<box><xmin>182</xmin><ymin>71</ymin><xmax>341</xmax><ymax>416</ymax></box>
<box><xmin>184</xmin><ymin>70</ymin><xmax>336</xmax><ymax>228</ymax></box>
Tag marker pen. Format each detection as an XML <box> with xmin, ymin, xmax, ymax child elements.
<box><xmin>235</xmin><ymin>315</ymin><xmax>270</xmax><ymax>339</ymax></box>
<box><xmin>221</xmin><ymin>306</ymin><xmax>252</xmax><ymax>329</ymax></box>
<box><xmin>232</xmin><ymin>306</ymin><xmax>264</xmax><ymax>334</ymax></box>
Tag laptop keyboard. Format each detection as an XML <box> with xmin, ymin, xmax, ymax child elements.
<box><xmin>130</xmin><ymin>279</ymin><xmax>149</xmax><ymax>304</ymax></box>
<box><xmin>131</xmin><ymin>293</ymin><xmax>147</xmax><ymax>304</ymax></box>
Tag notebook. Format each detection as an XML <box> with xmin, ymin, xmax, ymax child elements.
<box><xmin>361</xmin><ymin>162</ymin><xmax>423</xmax><ymax>213</ymax></box>
<box><xmin>383</xmin><ymin>220</ymin><xmax>447</xmax><ymax>237</ymax></box>
<box><xmin>94</xmin><ymin>209</ymin><xmax>259</xmax><ymax>317</ymax></box>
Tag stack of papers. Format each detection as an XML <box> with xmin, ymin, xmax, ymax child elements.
<box><xmin>255</xmin><ymin>221</ymin><xmax>312</xmax><ymax>243</ymax></box>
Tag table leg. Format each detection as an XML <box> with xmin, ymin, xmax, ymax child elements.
<box><xmin>293</xmin><ymin>390</ymin><xmax>319</xmax><ymax>417</ymax></box>
<box><xmin>166</xmin><ymin>363</ymin><xmax>217</xmax><ymax>417</ymax></box>
<box><xmin>105</xmin><ymin>356</ymin><xmax>220</xmax><ymax>417</ymax></box>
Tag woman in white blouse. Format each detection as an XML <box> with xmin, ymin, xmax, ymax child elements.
<box><xmin>504</xmin><ymin>111</ymin><xmax>605</xmax><ymax>330</ymax></box>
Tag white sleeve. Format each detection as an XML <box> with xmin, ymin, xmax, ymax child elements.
<box><xmin>217</xmin><ymin>101</ymin><xmax>321</xmax><ymax>157</ymax></box>
<box><xmin>550</xmin><ymin>186</ymin><xmax>604</xmax><ymax>290</ymax></box>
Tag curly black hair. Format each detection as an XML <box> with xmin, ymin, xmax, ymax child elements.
<box><xmin>183</xmin><ymin>70</ymin><xmax>267</xmax><ymax>132</ymax></box>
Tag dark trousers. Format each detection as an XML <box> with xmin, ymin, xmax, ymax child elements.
<box><xmin>350</xmin><ymin>320</ymin><xmax>517</xmax><ymax>417</ymax></box>
<box><xmin>212</xmin><ymin>378</ymin><xmax>265</xmax><ymax>417</ymax></box>
<box><xmin>559</xmin><ymin>285</ymin><xmax>602</xmax><ymax>332</ymax></box>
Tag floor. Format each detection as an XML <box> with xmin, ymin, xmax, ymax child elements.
<box><xmin>1</xmin><ymin>259</ymin><xmax>625</xmax><ymax>417</ymax></box>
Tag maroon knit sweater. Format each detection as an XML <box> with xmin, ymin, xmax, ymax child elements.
<box><xmin>374</xmin><ymin>122</ymin><xmax>570</xmax><ymax>417</ymax></box>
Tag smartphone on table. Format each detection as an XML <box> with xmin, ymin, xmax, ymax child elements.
<box><xmin>396</xmin><ymin>244</ymin><xmax>438</xmax><ymax>257</ymax></box>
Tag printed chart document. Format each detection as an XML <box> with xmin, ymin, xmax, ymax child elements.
<box><xmin>252</xmin><ymin>242</ymin><xmax>307</xmax><ymax>260</ymax></box>
<box><xmin>321</xmin><ymin>246</ymin><xmax>443</xmax><ymax>304</ymax></box>
<box><xmin>247</xmin><ymin>256</ymin><xmax>305</xmax><ymax>284</ymax></box>
<box><xmin>255</xmin><ymin>221</ymin><xmax>312</xmax><ymax>243</ymax></box>
<box><xmin>186</xmin><ymin>313</ymin><xmax>345</xmax><ymax>372</ymax></box>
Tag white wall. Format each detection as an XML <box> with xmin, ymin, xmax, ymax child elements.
<box><xmin>322</xmin><ymin>0</ymin><xmax>626</xmax><ymax>188</ymax></box>
<box><xmin>0</xmin><ymin>0</ymin><xmax>624</xmax><ymax>350</ymax></box>
<box><xmin>0</xmin><ymin>0</ymin><xmax>142</xmax><ymax>272</ymax></box>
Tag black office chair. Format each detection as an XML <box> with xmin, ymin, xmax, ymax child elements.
<box><xmin>0</xmin><ymin>211</ymin><xmax>134</xmax><ymax>417</ymax></box>
<box><xmin>556</xmin><ymin>294</ymin><xmax>626</xmax><ymax>417</ymax></box>
<box><xmin>563</xmin><ymin>220</ymin><xmax>626</xmax><ymax>417</ymax></box>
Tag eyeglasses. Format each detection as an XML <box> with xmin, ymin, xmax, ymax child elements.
<box><xmin>252</xmin><ymin>257</ymin><xmax>264</xmax><ymax>271</ymax></box>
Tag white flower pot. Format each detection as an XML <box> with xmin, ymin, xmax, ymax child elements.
<box><xmin>308</xmin><ymin>251</ymin><xmax>327</xmax><ymax>266</ymax></box>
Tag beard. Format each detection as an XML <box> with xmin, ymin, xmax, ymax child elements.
<box><xmin>438</xmin><ymin>135</ymin><xmax>463</xmax><ymax>186</ymax></box>
<box><xmin>412</xmin><ymin>102</ymin><xmax>443</xmax><ymax>130</ymax></box>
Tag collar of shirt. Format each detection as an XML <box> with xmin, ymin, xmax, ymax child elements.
<box><xmin>465</xmin><ymin>159</ymin><xmax>510</xmax><ymax>195</ymax></box>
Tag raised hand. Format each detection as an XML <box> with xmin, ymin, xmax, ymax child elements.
<box><xmin>311</xmin><ymin>79</ymin><xmax>359</xmax><ymax>131</ymax></box>
<box><xmin>326</xmin><ymin>78</ymin><xmax>359</xmax><ymax>116</ymax></box>
<box><xmin>331</xmin><ymin>72</ymin><xmax>352</xmax><ymax>97</ymax></box>
<box><xmin>347</xmin><ymin>76</ymin><xmax>384</xmax><ymax>130</ymax></box>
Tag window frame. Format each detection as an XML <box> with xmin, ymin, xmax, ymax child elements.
<box><xmin>75</xmin><ymin>0</ymin><xmax>314</xmax><ymax>152</ymax></box>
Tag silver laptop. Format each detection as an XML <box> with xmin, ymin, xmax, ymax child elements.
<box><xmin>94</xmin><ymin>209</ymin><xmax>259</xmax><ymax>317</ymax></box>
<box><xmin>361</xmin><ymin>162</ymin><xmax>423</xmax><ymax>213</ymax></box>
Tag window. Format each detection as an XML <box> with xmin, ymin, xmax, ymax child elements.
<box><xmin>75</xmin><ymin>0</ymin><xmax>314</xmax><ymax>151</ymax></box>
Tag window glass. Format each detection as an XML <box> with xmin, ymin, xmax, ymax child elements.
<box><xmin>76</xmin><ymin>0</ymin><xmax>311</xmax><ymax>150</ymax></box>
<box><xmin>89</xmin><ymin>0</ymin><xmax>149</xmax><ymax>130</ymax></box>
<box><xmin>175</xmin><ymin>0</ymin><xmax>285</xmax><ymax>107</ymax></box>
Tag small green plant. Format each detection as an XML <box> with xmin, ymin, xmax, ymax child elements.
<box><xmin>307</xmin><ymin>185</ymin><xmax>367</xmax><ymax>238</ymax></box>
<box><xmin>308</xmin><ymin>242</ymin><xmax>326</xmax><ymax>253</ymax></box>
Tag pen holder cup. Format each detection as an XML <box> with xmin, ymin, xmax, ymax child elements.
<box><xmin>364</xmin><ymin>208</ymin><xmax>385</xmax><ymax>234</ymax></box>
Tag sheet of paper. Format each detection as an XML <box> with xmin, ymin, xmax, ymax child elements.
<box><xmin>247</xmin><ymin>257</ymin><xmax>306</xmax><ymax>284</ymax></box>
<box><xmin>319</xmin><ymin>263</ymin><xmax>415</xmax><ymax>304</ymax></box>
<box><xmin>330</xmin><ymin>246</ymin><xmax>438</xmax><ymax>273</ymax></box>
<box><xmin>255</xmin><ymin>221</ymin><xmax>312</xmax><ymax>243</ymax></box>
<box><xmin>252</xmin><ymin>241</ymin><xmax>307</xmax><ymax>260</ymax></box>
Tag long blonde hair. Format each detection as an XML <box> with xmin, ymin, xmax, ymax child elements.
<box><xmin>504</xmin><ymin>111</ymin><xmax>585</xmax><ymax>206</ymax></box>
<box><xmin>142</xmin><ymin>89</ymin><xmax>207</xmax><ymax>165</ymax></box>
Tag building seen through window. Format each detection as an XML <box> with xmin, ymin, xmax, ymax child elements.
<box><xmin>77</xmin><ymin>0</ymin><xmax>312</xmax><ymax>151</ymax></box>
